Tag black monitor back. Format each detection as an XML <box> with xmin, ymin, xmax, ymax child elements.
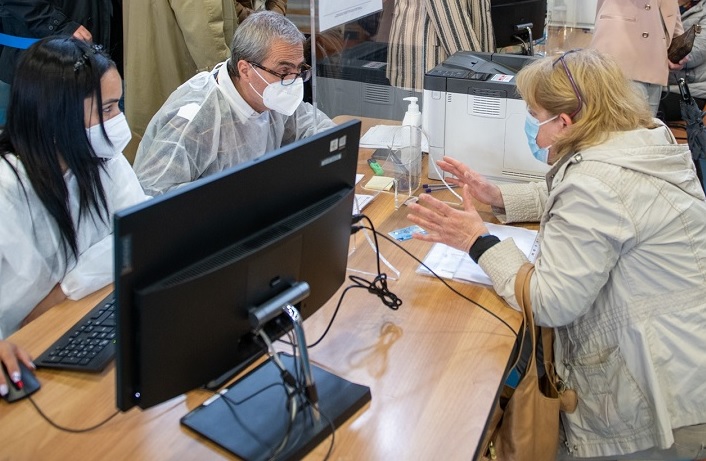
<box><xmin>491</xmin><ymin>0</ymin><xmax>547</xmax><ymax>49</ymax></box>
<box><xmin>114</xmin><ymin>120</ymin><xmax>361</xmax><ymax>411</ymax></box>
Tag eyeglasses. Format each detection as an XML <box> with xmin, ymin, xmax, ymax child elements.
<box><xmin>552</xmin><ymin>49</ymin><xmax>584</xmax><ymax>118</ymax></box>
<box><xmin>248</xmin><ymin>61</ymin><xmax>312</xmax><ymax>86</ymax></box>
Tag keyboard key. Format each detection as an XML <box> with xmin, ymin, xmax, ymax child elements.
<box><xmin>35</xmin><ymin>292</ymin><xmax>117</xmax><ymax>372</ymax></box>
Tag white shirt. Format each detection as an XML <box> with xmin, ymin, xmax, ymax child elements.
<box><xmin>0</xmin><ymin>153</ymin><xmax>148</xmax><ymax>338</ymax></box>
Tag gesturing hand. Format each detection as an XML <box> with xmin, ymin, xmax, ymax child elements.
<box><xmin>406</xmin><ymin>184</ymin><xmax>489</xmax><ymax>252</ymax></box>
<box><xmin>436</xmin><ymin>156</ymin><xmax>504</xmax><ymax>208</ymax></box>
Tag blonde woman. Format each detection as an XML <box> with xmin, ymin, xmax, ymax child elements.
<box><xmin>407</xmin><ymin>49</ymin><xmax>706</xmax><ymax>459</ymax></box>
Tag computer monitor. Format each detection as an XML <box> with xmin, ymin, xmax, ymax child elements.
<box><xmin>113</xmin><ymin>120</ymin><xmax>371</xmax><ymax>458</ymax></box>
<box><xmin>491</xmin><ymin>0</ymin><xmax>547</xmax><ymax>49</ymax></box>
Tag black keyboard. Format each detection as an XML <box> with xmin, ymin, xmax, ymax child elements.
<box><xmin>35</xmin><ymin>292</ymin><xmax>117</xmax><ymax>372</ymax></box>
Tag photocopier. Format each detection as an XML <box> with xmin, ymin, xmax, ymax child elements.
<box><xmin>422</xmin><ymin>51</ymin><xmax>550</xmax><ymax>182</ymax></box>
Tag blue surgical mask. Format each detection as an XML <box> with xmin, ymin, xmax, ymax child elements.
<box><xmin>525</xmin><ymin>112</ymin><xmax>558</xmax><ymax>163</ymax></box>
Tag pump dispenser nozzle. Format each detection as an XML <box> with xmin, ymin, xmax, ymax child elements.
<box><xmin>403</xmin><ymin>96</ymin><xmax>420</xmax><ymax>114</ymax></box>
<box><xmin>402</xmin><ymin>97</ymin><xmax>421</xmax><ymax>127</ymax></box>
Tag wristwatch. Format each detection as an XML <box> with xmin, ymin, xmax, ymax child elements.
<box><xmin>468</xmin><ymin>233</ymin><xmax>501</xmax><ymax>263</ymax></box>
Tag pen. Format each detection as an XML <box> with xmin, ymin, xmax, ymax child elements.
<box><xmin>423</xmin><ymin>184</ymin><xmax>458</xmax><ymax>193</ymax></box>
<box><xmin>422</xmin><ymin>183</ymin><xmax>458</xmax><ymax>189</ymax></box>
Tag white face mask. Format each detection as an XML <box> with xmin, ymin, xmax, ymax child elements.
<box><xmin>85</xmin><ymin>112</ymin><xmax>132</xmax><ymax>158</ymax></box>
<box><xmin>249</xmin><ymin>65</ymin><xmax>303</xmax><ymax>116</ymax></box>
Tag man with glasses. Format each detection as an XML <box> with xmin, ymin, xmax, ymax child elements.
<box><xmin>133</xmin><ymin>11</ymin><xmax>334</xmax><ymax>197</ymax></box>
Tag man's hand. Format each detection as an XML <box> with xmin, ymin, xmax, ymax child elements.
<box><xmin>72</xmin><ymin>25</ymin><xmax>92</xmax><ymax>42</ymax></box>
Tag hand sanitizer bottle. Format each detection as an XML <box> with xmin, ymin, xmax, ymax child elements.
<box><xmin>398</xmin><ymin>96</ymin><xmax>422</xmax><ymax>195</ymax></box>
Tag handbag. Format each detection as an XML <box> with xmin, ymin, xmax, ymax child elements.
<box><xmin>480</xmin><ymin>263</ymin><xmax>576</xmax><ymax>461</ymax></box>
<box><xmin>668</xmin><ymin>24</ymin><xmax>701</xmax><ymax>63</ymax></box>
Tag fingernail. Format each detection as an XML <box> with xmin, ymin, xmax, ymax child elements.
<box><xmin>29</xmin><ymin>362</ymin><xmax>36</xmax><ymax>370</ymax></box>
<box><xmin>0</xmin><ymin>384</ymin><xmax>7</xmax><ymax>396</ymax></box>
<box><xmin>11</xmin><ymin>371</ymin><xmax>21</xmax><ymax>383</ymax></box>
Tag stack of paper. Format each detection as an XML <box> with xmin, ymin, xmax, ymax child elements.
<box><xmin>360</xmin><ymin>125</ymin><xmax>430</xmax><ymax>152</ymax></box>
<box><xmin>353</xmin><ymin>174</ymin><xmax>376</xmax><ymax>214</ymax></box>
<box><xmin>417</xmin><ymin>223</ymin><xmax>540</xmax><ymax>286</ymax></box>
<box><xmin>353</xmin><ymin>194</ymin><xmax>374</xmax><ymax>213</ymax></box>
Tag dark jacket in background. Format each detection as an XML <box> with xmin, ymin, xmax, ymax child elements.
<box><xmin>0</xmin><ymin>0</ymin><xmax>113</xmax><ymax>84</ymax></box>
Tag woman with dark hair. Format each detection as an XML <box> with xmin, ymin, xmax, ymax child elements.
<box><xmin>0</xmin><ymin>37</ymin><xmax>147</xmax><ymax>339</ymax></box>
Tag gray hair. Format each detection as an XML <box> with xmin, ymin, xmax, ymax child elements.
<box><xmin>228</xmin><ymin>11</ymin><xmax>305</xmax><ymax>77</ymax></box>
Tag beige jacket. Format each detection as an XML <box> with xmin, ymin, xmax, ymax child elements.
<box><xmin>591</xmin><ymin>0</ymin><xmax>683</xmax><ymax>86</ymax></box>
<box><xmin>122</xmin><ymin>0</ymin><xmax>237</xmax><ymax>162</ymax></box>
<box><xmin>481</xmin><ymin>124</ymin><xmax>706</xmax><ymax>457</ymax></box>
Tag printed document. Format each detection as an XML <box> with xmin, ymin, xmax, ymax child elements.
<box><xmin>417</xmin><ymin>223</ymin><xmax>540</xmax><ymax>286</ymax></box>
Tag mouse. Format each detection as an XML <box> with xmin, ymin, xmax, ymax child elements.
<box><xmin>1</xmin><ymin>361</ymin><xmax>41</xmax><ymax>403</ymax></box>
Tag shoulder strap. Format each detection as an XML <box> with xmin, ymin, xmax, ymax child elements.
<box><xmin>507</xmin><ymin>263</ymin><xmax>536</xmax><ymax>373</ymax></box>
<box><xmin>514</xmin><ymin>262</ymin><xmax>535</xmax><ymax>320</ymax></box>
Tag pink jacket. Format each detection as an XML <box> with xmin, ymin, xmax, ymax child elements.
<box><xmin>591</xmin><ymin>0</ymin><xmax>683</xmax><ymax>86</ymax></box>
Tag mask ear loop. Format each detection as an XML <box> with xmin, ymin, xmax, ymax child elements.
<box><xmin>247</xmin><ymin>64</ymin><xmax>268</xmax><ymax>101</ymax></box>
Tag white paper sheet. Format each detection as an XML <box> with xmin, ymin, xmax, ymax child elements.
<box><xmin>360</xmin><ymin>125</ymin><xmax>430</xmax><ymax>152</ymax></box>
<box><xmin>417</xmin><ymin>223</ymin><xmax>540</xmax><ymax>286</ymax></box>
<box><xmin>319</xmin><ymin>0</ymin><xmax>383</xmax><ymax>32</ymax></box>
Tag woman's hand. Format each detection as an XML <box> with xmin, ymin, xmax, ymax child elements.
<box><xmin>668</xmin><ymin>55</ymin><xmax>688</xmax><ymax>71</ymax></box>
<box><xmin>22</xmin><ymin>284</ymin><xmax>67</xmax><ymax>328</ymax></box>
<box><xmin>436</xmin><ymin>156</ymin><xmax>504</xmax><ymax>208</ymax></box>
<box><xmin>0</xmin><ymin>340</ymin><xmax>34</xmax><ymax>397</ymax></box>
<box><xmin>407</xmin><ymin>184</ymin><xmax>489</xmax><ymax>252</ymax></box>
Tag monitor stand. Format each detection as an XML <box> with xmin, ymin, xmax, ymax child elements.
<box><xmin>181</xmin><ymin>282</ymin><xmax>372</xmax><ymax>461</ymax></box>
<box><xmin>181</xmin><ymin>353</ymin><xmax>371</xmax><ymax>460</ymax></box>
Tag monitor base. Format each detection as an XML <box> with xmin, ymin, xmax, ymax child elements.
<box><xmin>181</xmin><ymin>353</ymin><xmax>371</xmax><ymax>461</ymax></box>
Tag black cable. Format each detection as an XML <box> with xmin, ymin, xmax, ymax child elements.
<box><xmin>27</xmin><ymin>396</ymin><xmax>120</xmax><ymax>433</ymax></box>
<box><xmin>363</xmin><ymin>225</ymin><xmax>520</xmax><ymax>336</ymax></box>
<box><xmin>309</xmin><ymin>215</ymin><xmax>401</xmax><ymax>349</ymax></box>
<box><xmin>350</xmin><ymin>214</ymin><xmax>401</xmax><ymax>310</ymax></box>
<box><xmin>218</xmin><ymin>381</ymin><xmax>295</xmax><ymax>458</ymax></box>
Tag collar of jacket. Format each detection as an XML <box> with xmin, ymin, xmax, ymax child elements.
<box><xmin>545</xmin><ymin>151</ymin><xmax>583</xmax><ymax>192</ymax></box>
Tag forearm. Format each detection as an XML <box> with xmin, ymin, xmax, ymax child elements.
<box><xmin>22</xmin><ymin>284</ymin><xmax>66</xmax><ymax>327</ymax></box>
<box><xmin>493</xmin><ymin>182</ymin><xmax>546</xmax><ymax>224</ymax></box>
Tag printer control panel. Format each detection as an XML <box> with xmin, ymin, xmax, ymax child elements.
<box><xmin>427</xmin><ymin>68</ymin><xmax>492</xmax><ymax>81</ymax></box>
<box><xmin>427</xmin><ymin>68</ymin><xmax>470</xmax><ymax>79</ymax></box>
<box><xmin>468</xmin><ymin>72</ymin><xmax>491</xmax><ymax>81</ymax></box>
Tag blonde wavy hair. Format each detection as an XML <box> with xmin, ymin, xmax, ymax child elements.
<box><xmin>516</xmin><ymin>48</ymin><xmax>658</xmax><ymax>160</ymax></box>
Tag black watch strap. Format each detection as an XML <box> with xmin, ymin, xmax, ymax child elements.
<box><xmin>468</xmin><ymin>234</ymin><xmax>501</xmax><ymax>263</ymax></box>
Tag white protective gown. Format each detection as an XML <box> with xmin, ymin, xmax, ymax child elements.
<box><xmin>0</xmin><ymin>152</ymin><xmax>148</xmax><ymax>338</ymax></box>
<box><xmin>133</xmin><ymin>60</ymin><xmax>336</xmax><ymax>196</ymax></box>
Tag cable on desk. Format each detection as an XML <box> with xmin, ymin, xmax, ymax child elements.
<box><xmin>366</xmin><ymin>226</ymin><xmax>520</xmax><ymax>337</ymax></box>
<box><xmin>308</xmin><ymin>214</ymin><xmax>402</xmax><ymax>349</ymax></box>
<box><xmin>350</xmin><ymin>214</ymin><xmax>402</xmax><ymax>310</ymax></box>
<box><xmin>27</xmin><ymin>396</ymin><xmax>120</xmax><ymax>433</ymax></box>
<box><xmin>215</xmin><ymin>333</ymin><xmax>336</xmax><ymax>461</ymax></box>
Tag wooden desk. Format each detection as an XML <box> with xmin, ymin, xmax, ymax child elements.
<box><xmin>0</xmin><ymin>121</ymin><xmax>523</xmax><ymax>460</ymax></box>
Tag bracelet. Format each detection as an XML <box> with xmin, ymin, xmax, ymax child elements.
<box><xmin>468</xmin><ymin>233</ymin><xmax>500</xmax><ymax>263</ymax></box>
